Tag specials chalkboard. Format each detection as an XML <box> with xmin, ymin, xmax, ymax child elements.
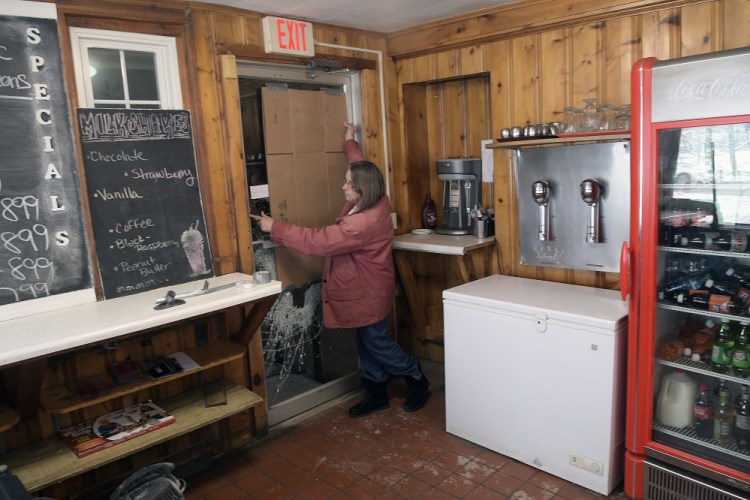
<box><xmin>77</xmin><ymin>109</ymin><xmax>214</xmax><ymax>298</ymax></box>
<box><xmin>0</xmin><ymin>2</ymin><xmax>92</xmax><ymax>309</ymax></box>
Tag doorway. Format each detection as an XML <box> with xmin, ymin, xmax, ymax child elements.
<box><xmin>236</xmin><ymin>60</ymin><xmax>363</xmax><ymax>426</ymax></box>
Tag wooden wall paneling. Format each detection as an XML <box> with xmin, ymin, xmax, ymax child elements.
<box><xmin>190</xmin><ymin>10</ymin><xmax>239</xmax><ymax>275</ymax></box>
<box><xmin>413</xmin><ymin>53</ymin><xmax>437</xmax><ymax>83</ymax></box>
<box><xmin>212</xmin><ymin>10</ymin><xmax>247</xmax><ymax>45</ymax></box>
<box><xmin>241</xmin><ymin>13</ymin><xmax>265</xmax><ymax>47</ymax></box>
<box><xmin>603</xmin><ymin>16</ymin><xmax>638</xmax><ymax>106</ymax></box>
<box><xmin>442</xmin><ymin>80</ymin><xmax>468</xmax><ymax>156</ymax></box>
<box><xmin>568</xmin><ymin>22</ymin><xmax>602</xmax><ymax>287</ymax></box>
<box><xmin>435</xmin><ymin>49</ymin><xmax>460</xmax><ymax>80</ymax></box>
<box><xmin>403</xmin><ymin>84</ymin><xmax>430</xmax><ymax>231</ymax></box>
<box><xmin>483</xmin><ymin>39</ymin><xmax>512</xmax><ymax>276</ymax></box>
<box><xmin>723</xmin><ymin>0</ymin><xmax>750</xmax><ymax>48</ymax></box>
<box><xmin>459</xmin><ymin>45</ymin><xmax>485</xmax><ymax>76</ymax></box>
<box><xmin>465</xmin><ymin>76</ymin><xmax>493</xmax><ymax>214</ymax></box>
<box><xmin>680</xmin><ymin>1</ymin><xmax>719</xmax><ymax>56</ymax></box>
<box><xmin>219</xmin><ymin>54</ymin><xmax>255</xmax><ymax>275</ymax></box>
<box><xmin>510</xmin><ymin>34</ymin><xmax>540</xmax><ymax>281</ymax></box>
<box><xmin>538</xmin><ymin>29</ymin><xmax>575</xmax><ymax>285</ymax></box>
<box><xmin>639</xmin><ymin>10</ymin><xmax>675</xmax><ymax>60</ymax></box>
<box><xmin>386</xmin><ymin>0</ymin><xmax>696</xmax><ymax>58</ymax></box>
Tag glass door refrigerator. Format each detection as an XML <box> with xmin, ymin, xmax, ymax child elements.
<box><xmin>624</xmin><ymin>47</ymin><xmax>750</xmax><ymax>499</ymax></box>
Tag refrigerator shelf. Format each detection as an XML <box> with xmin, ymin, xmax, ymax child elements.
<box><xmin>658</xmin><ymin>245</ymin><xmax>750</xmax><ymax>260</ymax></box>
<box><xmin>657</xmin><ymin>301</ymin><xmax>749</xmax><ymax>324</ymax></box>
<box><xmin>660</xmin><ymin>183</ymin><xmax>750</xmax><ymax>190</ymax></box>
<box><xmin>656</xmin><ymin>357</ymin><xmax>750</xmax><ymax>387</ymax></box>
<box><xmin>652</xmin><ymin>421</ymin><xmax>750</xmax><ymax>462</ymax></box>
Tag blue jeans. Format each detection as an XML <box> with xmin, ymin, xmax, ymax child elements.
<box><xmin>356</xmin><ymin>314</ymin><xmax>419</xmax><ymax>383</ymax></box>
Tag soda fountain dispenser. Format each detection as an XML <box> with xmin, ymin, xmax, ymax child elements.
<box><xmin>531</xmin><ymin>180</ymin><xmax>551</xmax><ymax>241</ymax></box>
<box><xmin>580</xmin><ymin>179</ymin><xmax>602</xmax><ymax>243</ymax></box>
<box><xmin>436</xmin><ymin>158</ymin><xmax>481</xmax><ymax>235</ymax></box>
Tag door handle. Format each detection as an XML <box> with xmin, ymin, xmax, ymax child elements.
<box><xmin>620</xmin><ymin>241</ymin><xmax>631</xmax><ymax>301</ymax></box>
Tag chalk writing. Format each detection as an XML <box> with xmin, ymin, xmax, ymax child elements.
<box><xmin>78</xmin><ymin>109</ymin><xmax>213</xmax><ymax>298</ymax></box>
<box><xmin>0</xmin><ymin>11</ymin><xmax>91</xmax><ymax>307</ymax></box>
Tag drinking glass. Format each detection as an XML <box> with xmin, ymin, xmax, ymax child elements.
<box><xmin>615</xmin><ymin>104</ymin><xmax>631</xmax><ymax>130</ymax></box>
<box><xmin>562</xmin><ymin>107</ymin><xmax>583</xmax><ymax>133</ymax></box>
<box><xmin>582</xmin><ymin>98</ymin><xmax>599</xmax><ymax>132</ymax></box>
<box><xmin>598</xmin><ymin>103</ymin><xmax>617</xmax><ymax>131</ymax></box>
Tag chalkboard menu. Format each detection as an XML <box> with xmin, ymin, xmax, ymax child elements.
<box><xmin>0</xmin><ymin>3</ymin><xmax>92</xmax><ymax>309</ymax></box>
<box><xmin>78</xmin><ymin>109</ymin><xmax>214</xmax><ymax>298</ymax></box>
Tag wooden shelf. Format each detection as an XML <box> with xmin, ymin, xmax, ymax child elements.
<box><xmin>0</xmin><ymin>401</ymin><xmax>20</xmax><ymax>432</ymax></box>
<box><xmin>487</xmin><ymin>131</ymin><xmax>630</xmax><ymax>149</ymax></box>
<box><xmin>40</xmin><ymin>341</ymin><xmax>246</xmax><ymax>415</ymax></box>
<box><xmin>4</xmin><ymin>382</ymin><xmax>262</xmax><ymax>493</ymax></box>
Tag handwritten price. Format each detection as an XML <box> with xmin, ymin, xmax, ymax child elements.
<box><xmin>2</xmin><ymin>224</ymin><xmax>49</xmax><ymax>253</ymax></box>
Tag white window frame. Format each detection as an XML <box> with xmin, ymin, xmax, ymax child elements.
<box><xmin>69</xmin><ymin>27</ymin><xmax>183</xmax><ymax>109</ymax></box>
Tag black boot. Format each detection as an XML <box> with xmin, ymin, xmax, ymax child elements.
<box><xmin>348</xmin><ymin>378</ymin><xmax>389</xmax><ymax>418</ymax></box>
<box><xmin>403</xmin><ymin>371</ymin><xmax>430</xmax><ymax>412</ymax></box>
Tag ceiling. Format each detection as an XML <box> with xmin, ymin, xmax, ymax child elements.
<box><xmin>196</xmin><ymin>0</ymin><xmax>520</xmax><ymax>33</ymax></box>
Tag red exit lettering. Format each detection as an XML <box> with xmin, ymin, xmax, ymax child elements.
<box><xmin>276</xmin><ymin>19</ymin><xmax>308</xmax><ymax>52</ymax></box>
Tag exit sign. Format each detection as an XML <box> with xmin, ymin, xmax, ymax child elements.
<box><xmin>262</xmin><ymin>16</ymin><xmax>314</xmax><ymax>57</ymax></box>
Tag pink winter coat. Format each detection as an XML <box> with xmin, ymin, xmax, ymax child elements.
<box><xmin>269</xmin><ymin>140</ymin><xmax>395</xmax><ymax>329</ymax></box>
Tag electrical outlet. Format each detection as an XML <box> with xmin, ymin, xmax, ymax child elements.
<box><xmin>569</xmin><ymin>452</ymin><xmax>603</xmax><ymax>475</ymax></box>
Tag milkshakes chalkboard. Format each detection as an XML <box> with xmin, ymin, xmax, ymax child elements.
<box><xmin>78</xmin><ymin>109</ymin><xmax>214</xmax><ymax>298</ymax></box>
<box><xmin>0</xmin><ymin>2</ymin><xmax>92</xmax><ymax>309</ymax></box>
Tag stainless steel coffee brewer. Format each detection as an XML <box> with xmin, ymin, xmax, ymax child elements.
<box><xmin>436</xmin><ymin>158</ymin><xmax>481</xmax><ymax>235</ymax></box>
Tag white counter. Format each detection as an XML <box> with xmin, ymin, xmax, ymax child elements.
<box><xmin>393</xmin><ymin>232</ymin><xmax>495</xmax><ymax>255</ymax></box>
<box><xmin>0</xmin><ymin>273</ymin><xmax>281</xmax><ymax>367</ymax></box>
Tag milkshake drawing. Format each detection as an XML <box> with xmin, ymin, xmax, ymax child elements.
<box><xmin>181</xmin><ymin>220</ymin><xmax>208</xmax><ymax>276</ymax></box>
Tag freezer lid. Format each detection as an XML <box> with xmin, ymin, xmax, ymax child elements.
<box><xmin>443</xmin><ymin>275</ymin><xmax>628</xmax><ymax>330</ymax></box>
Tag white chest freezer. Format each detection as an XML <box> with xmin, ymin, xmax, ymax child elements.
<box><xmin>443</xmin><ymin>275</ymin><xmax>628</xmax><ymax>495</ymax></box>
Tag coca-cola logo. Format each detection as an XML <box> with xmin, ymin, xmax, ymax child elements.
<box><xmin>673</xmin><ymin>71</ymin><xmax>750</xmax><ymax>101</ymax></box>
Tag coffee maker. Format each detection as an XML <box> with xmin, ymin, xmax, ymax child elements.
<box><xmin>436</xmin><ymin>158</ymin><xmax>482</xmax><ymax>235</ymax></box>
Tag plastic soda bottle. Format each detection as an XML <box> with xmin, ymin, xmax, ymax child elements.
<box><xmin>711</xmin><ymin>319</ymin><xmax>735</xmax><ymax>374</ymax></box>
<box><xmin>694</xmin><ymin>384</ymin><xmax>714</xmax><ymax>439</ymax></box>
<box><xmin>732</xmin><ymin>321</ymin><xmax>750</xmax><ymax>378</ymax></box>
<box><xmin>735</xmin><ymin>386</ymin><xmax>750</xmax><ymax>449</ymax></box>
<box><xmin>713</xmin><ymin>387</ymin><xmax>735</xmax><ymax>445</ymax></box>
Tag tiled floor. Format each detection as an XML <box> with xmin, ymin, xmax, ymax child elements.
<box><xmin>184</xmin><ymin>364</ymin><xmax>628</xmax><ymax>499</ymax></box>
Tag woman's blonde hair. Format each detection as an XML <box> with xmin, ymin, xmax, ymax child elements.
<box><xmin>350</xmin><ymin>161</ymin><xmax>385</xmax><ymax>210</ymax></box>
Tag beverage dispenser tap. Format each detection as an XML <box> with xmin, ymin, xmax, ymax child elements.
<box><xmin>531</xmin><ymin>181</ymin><xmax>551</xmax><ymax>241</ymax></box>
<box><xmin>580</xmin><ymin>179</ymin><xmax>602</xmax><ymax>243</ymax></box>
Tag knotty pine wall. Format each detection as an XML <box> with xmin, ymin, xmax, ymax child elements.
<box><xmin>388</xmin><ymin>0</ymin><xmax>750</xmax><ymax>361</ymax></box>
<box><xmin>6</xmin><ymin>5</ymin><xmax>750</xmax><ymax>490</ymax></box>
<box><xmin>4</xmin><ymin>2</ymin><xmax>392</xmax><ymax>497</ymax></box>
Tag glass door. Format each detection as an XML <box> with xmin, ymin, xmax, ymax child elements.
<box><xmin>236</xmin><ymin>61</ymin><xmax>363</xmax><ymax>426</ymax></box>
<box><xmin>653</xmin><ymin>121</ymin><xmax>750</xmax><ymax>472</ymax></box>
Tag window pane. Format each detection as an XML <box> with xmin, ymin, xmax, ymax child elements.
<box><xmin>94</xmin><ymin>103</ymin><xmax>126</xmax><ymax>109</ymax></box>
<box><xmin>89</xmin><ymin>48</ymin><xmax>124</xmax><ymax>100</ymax></box>
<box><xmin>132</xmin><ymin>104</ymin><xmax>161</xmax><ymax>109</ymax></box>
<box><xmin>125</xmin><ymin>51</ymin><xmax>159</xmax><ymax>101</ymax></box>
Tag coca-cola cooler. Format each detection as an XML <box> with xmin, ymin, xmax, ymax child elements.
<box><xmin>623</xmin><ymin>47</ymin><xmax>750</xmax><ymax>498</ymax></box>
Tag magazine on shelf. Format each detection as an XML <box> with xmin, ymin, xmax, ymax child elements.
<box><xmin>59</xmin><ymin>400</ymin><xmax>175</xmax><ymax>458</ymax></box>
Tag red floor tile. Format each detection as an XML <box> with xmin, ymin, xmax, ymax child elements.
<box><xmin>182</xmin><ymin>365</ymin><xmax>628</xmax><ymax>499</ymax></box>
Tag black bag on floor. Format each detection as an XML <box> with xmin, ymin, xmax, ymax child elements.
<box><xmin>109</xmin><ymin>462</ymin><xmax>185</xmax><ymax>500</ymax></box>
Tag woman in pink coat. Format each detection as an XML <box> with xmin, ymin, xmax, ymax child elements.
<box><xmin>254</xmin><ymin>123</ymin><xmax>429</xmax><ymax>417</ymax></box>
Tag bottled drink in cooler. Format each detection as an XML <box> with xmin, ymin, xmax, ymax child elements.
<box><xmin>711</xmin><ymin>319</ymin><xmax>735</xmax><ymax>374</ymax></box>
<box><xmin>694</xmin><ymin>383</ymin><xmax>714</xmax><ymax>439</ymax></box>
<box><xmin>676</xmin><ymin>291</ymin><xmax>744</xmax><ymax>315</ymax></box>
<box><xmin>712</xmin><ymin>230</ymin><xmax>749</xmax><ymax>252</ymax></box>
<box><xmin>713</xmin><ymin>387</ymin><xmax>735</xmax><ymax>445</ymax></box>
<box><xmin>704</xmin><ymin>277</ymin><xmax>739</xmax><ymax>297</ymax></box>
<box><xmin>732</xmin><ymin>321</ymin><xmax>750</xmax><ymax>378</ymax></box>
<box><xmin>735</xmin><ymin>386</ymin><xmax>750</xmax><ymax>449</ymax></box>
<box><xmin>681</xmin><ymin>232</ymin><xmax>720</xmax><ymax>250</ymax></box>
